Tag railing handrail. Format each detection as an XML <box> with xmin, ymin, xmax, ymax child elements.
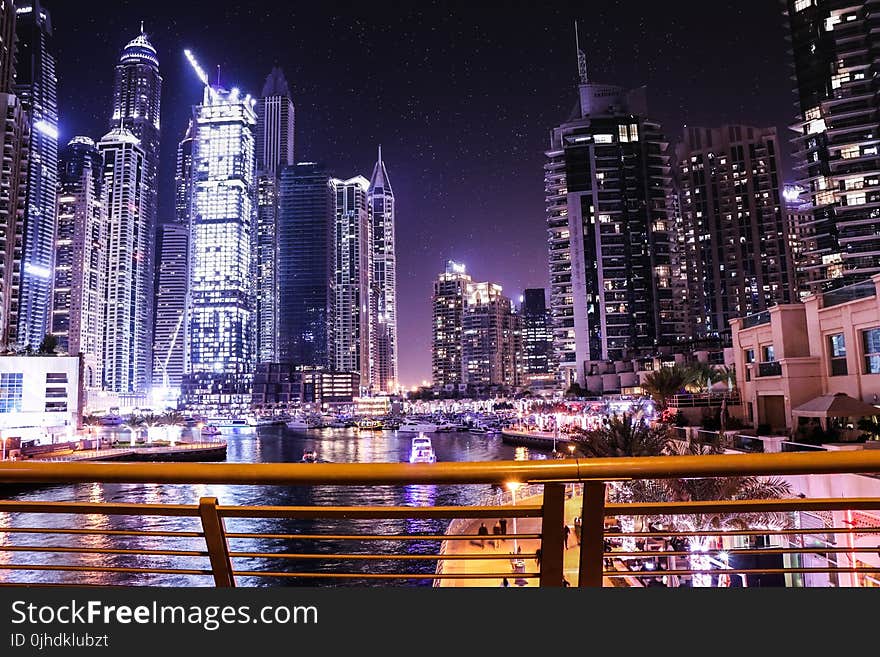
<box><xmin>4</xmin><ymin>450</ymin><xmax>880</xmax><ymax>486</ymax></box>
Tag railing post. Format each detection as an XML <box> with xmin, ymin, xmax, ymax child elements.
<box><xmin>540</xmin><ymin>483</ymin><xmax>566</xmax><ymax>587</ymax></box>
<box><xmin>578</xmin><ymin>481</ymin><xmax>606</xmax><ymax>588</ymax></box>
<box><xmin>198</xmin><ymin>496</ymin><xmax>235</xmax><ymax>587</ymax></box>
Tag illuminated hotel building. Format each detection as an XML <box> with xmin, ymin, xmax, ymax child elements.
<box><xmin>520</xmin><ymin>288</ymin><xmax>554</xmax><ymax>381</ymax></box>
<box><xmin>461</xmin><ymin>281</ymin><xmax>522</xmax><ymax>388</ymax></box>
<box><xmin>185</xmin><ymin>83</ymin><xmax>257</xmax><ymax>379</ymax></box>
<box><xmin>152</xmin><ymin>125</ymin><xmax>192</xmax><ymax>394</ymax></box>
<box><xmin>14</xmin><ymin>0</ymin><xmax>58</xmax><ymax>349</ymax></box>
<box><xmin>785</xmin><ymin>0</ymin><xmax>880</xmax><ymax>289</ymax></box>
<box><xmin>431</xmin><ymin>261</ymin><xmax>471</xmax><ymax>388</ymax></box>
<box><xmin>277</xmin><ymin>162</ymin><xmax>335</xmax><ymax>368</ymax></box>
<box><xmin>51</xmin><ymin>137</ymin><xmax>105</xmax><ymax>390</ymax></box>
<box><xmin>332</xmin><ymin>175</ymin><xmax>371</xmax><ymax>389</ymax></box>
<box><xmin>676</xmin><ymin>126</ymin><xmax>796</xmax><ymax>337</ymax></box>
<box><xmin>254</xmin><ymin>68</ymin><xmax>295</xmax><ymax>364</ymax></box>
<box><xmin>545</xmin><ymin>42</ymin><xmax>678</xmax><ymax>386</ymax></box>
<box><xmin>97</xmin><ymin>127</ymin><xmax>147</xmax><ymax>394</ymax></box>
<box><xmin>0</xmin><ymin>0</ymin><xmax>29</xmax><ymax>347</ymax></box>
<box><xmin>368</xmin><ymin>146</ymin><xmax>398</xmax><ymax>393</ymax></box>
<box><xmin>110</xmin><ymin>26</ymin><xmax>161</xmax><ymax>385</ymax></box>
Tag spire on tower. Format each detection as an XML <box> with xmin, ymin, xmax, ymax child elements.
<box><xmin>575</xmin><ymin>20</ymin><xmax>588</xmax><ymax>85</ymax></box>
<box><xmin>140</xmin><ymin>20</ymin><xmax>145</xmax><ymax>34</ymax></box>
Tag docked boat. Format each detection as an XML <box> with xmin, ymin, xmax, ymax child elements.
<box><xmin>398</xmin><ymin>419</ymin><xmax>439</xmax><ymax>433</ymax></box>
<box><xmin>287</xmin><ymin>417</ymin><xmax>315</xmax><ymax>430</ymax></box>
<box><xmin>209</xmin><ymin>417</ymin><xmax>256</xmax><ymax>429</ymax></box>
<box><xmin>199</xmin><ymin>424</ymin><xmax>221</xmax><ymax>437</ymax></box>
<box><xmin>357</xmin><ymin>419</ymin><xmax>383</xmax><ymax>431</ymax></box>
<box><xmin>409</xmin><ymin>434</ymin><xmax>437</xmax><ymax>464</ymax></box>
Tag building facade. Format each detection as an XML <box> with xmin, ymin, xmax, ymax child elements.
<box><xmin>520</xmin><ymin>288</ymin><xmax>554</xmax><ymax>382</ymax></box>
<box><xmin>545</xmin><ymin>57</ymin><xmax>679</xmax><ymax>387</ymax></box>
<box><xmin>785</xmin><ymin>0</ymin><xmax>880</xmax><ymax>289</ymax></box>
<box><xmin>14</xmin><ymin>0</ymin><xmax>58</xmax><ymax>349</ymax></box>
<box><xmin>277</xmin><ymin>162</ymin><xmax>335</xmax><ymax>368</ymax></box>
<box><xmin>332</xmin><ymin>175</ymin><xmax>371</xmax><ymax>388</ymax></box>
<box><xmin>368</xmin><ymin>146</ymin><xmax>398</xmax><ymax>393</ymax></box>
<box><xmin>51</xmin><ymin>137</ymin><xmax>105</xmax><ymax>391</ymax></box>
<box><xmin>255</xmin><ymin>67</ymin><xmax>294</xmax><ymax>176</ymax></box>
<box><xmin>676</xmin><ymin>125</ymin><xmax>796</xmax><ymax>337</ymax></box>
<box><xmin>110</xmin><ymin>26</ymin><xmax>161</xmax><ymax>385</ymax></box>
<box><xmin>461</xmin><ymin>281</ymin><xmax>521</xmax><ymax>389</ymax></box>
<box><xmin>97</xmin><ymin>128</ymin><xmax>147</xmax><ymax>395</ymax></box>
<box><xmin>431</xmin><ymin>261</ymin><xmax>471</xmax><ymax>388</ymax></box>
<box><xmin>186</xmin><ymin>83</ymin><xmax>257</xmax><ymax>379</ymax></box>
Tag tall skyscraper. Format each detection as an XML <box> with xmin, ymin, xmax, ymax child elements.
<box><xmin>462</xmin><ymin>281</ymin><xmax>522</xmax><ymax>389</ymax></box>
<box><xmin>520</xmin><ymin>288</ymin><xmax>554</xmax><ymax>381</ymax></box>
<box><xmin>98</xmin><ymin>127</ymin><xmax>147</xmax><ymax>394</ymax></box>
<box><xmin>277</xmin><ymin>162</ymin><xmax>335</xmax><ymax>368</ymax></box>
<box><xmin>110</xmin><ymin>25</ymin><xmax>161</xmax><ymax>386</ymax></box>
<box><xmin>14</xmin><ymin>0</ymin><xmax>58</xmax><ymax>349</ymax></box>
<box><xmin>432</xmin><ymin>260</ymin><xmax>471</xmax><ymax>388</ymax></box>
<box><xmin>785</xmin><ymin>1</ymin><xmax>880</xmax><ymax>289</ymax></box>
<box><xmin>186</xmin><ymin>83</ymin><xmax>257</xmax><ymax>378</ymax></box>
<box><xmin>676</xmin><ymin>126</ymin><xmax>796</xmax><ymax>337</ymax></box>
<box><xmin>368</xmin><ymin>146</ymin><xmax>398</xmax><ymax>393</ymax></box>
<box><xmin>152</xmin><ymin>126</ymin><xmax>192</xmax><ymax>396</ymax></box>
<box><xmin>331</xmin><ymin>175</ymin><xmax>371</xmax><ymax>388</ymax></box>
<box><xmin>0</xmin><ymin>0</ymin><xmax>29</xmax><ymax>348</ymax></box>
<box><xmin>254</xmin><ymin>68</ymin><xmax>294</xmax><ymax>365</ymax></box>
<box><xmin>545</xmin><ymin>35</ymin><xmax>678</xmax><ymax>386</ymax></box>
<box><xmin>51</xmin><ymin>137</ymin><xmax>105</xmax><ymax>389</ymax></box>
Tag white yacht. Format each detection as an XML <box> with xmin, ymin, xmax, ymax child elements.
<box><xmin>398</xmin><ymin>419</ymin><xmax>439</xmax><ymax>433</ymax></box>
<box><xmin>409</xmin><ymin>435</ymin><xmax>437</xmax><ymax>464</ymax></box>
<box><xmin>287</xmin><ymin>417</ymin><xmax>314</xmax><ymax>430</ymax></box>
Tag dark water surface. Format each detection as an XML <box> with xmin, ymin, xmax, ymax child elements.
<box><xmin>0</xmin><ymin>427</ymin><xmax>521</xmax><ymax>586</ymax></box>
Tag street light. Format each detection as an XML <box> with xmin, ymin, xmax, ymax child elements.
<box><xmin>506</xmin><ymin>481</ymin><xmax>522</xmax><ymax>555</ymax></box>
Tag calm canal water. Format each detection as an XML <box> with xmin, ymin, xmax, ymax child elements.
<box><xmin>0</xmin><ymin>426</ymin><xmax>525</xmax><ymax>586</ymax></box>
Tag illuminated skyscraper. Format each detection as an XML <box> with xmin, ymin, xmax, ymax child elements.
<box><xmin>98</xmin><ymin>127</ymin><xmax>147</xmax><ymax>394</ymax></box>
<box><xmin>50</xmin><ymin>137</ymin><xmax>105</xmax><ymax>390</ymax></box>
<box><xmin>545</xmin><ymin>32</ymin><xmax>678</xmax><ymax>387</ymax></box>
<box><xmin>368</xmin><ymin>146</ymin><xmax>398</xmax><ymax>393</ymax></box>
<box><xmin>332</xmin><ymin>175</ymin><xmax>371</xmax><ymax>388</ymax></box>
<box><xmin>152</xmin><ymin>126</ymin><xmax>192</xmax><ymax>396</ymax></box>
<box><xmin>520</xmin><ymin>289</ymin><xmax>553</xmax><ymax>381</ymax></box>
<box><xmin>185</xmin><ymin>83</ymin><xmax>257</xmax><ymax>377</ymax></box>
<box><xmin>785</xmin><ymin>1</ymin><xmax>880</xmax><ymax>289</ymax></box>
<box><xmin>676</xmin><ymin>126</ymin><xmax>796</xmax><ymax>337</ymax></box>
<box><xmin>14</xmin><ymin>0</ymin><xmax>58</xmax><ymax>349</ymax></box>
<box><xmin>277</xmin><ymin>162</ymin><xmax>334</xmax><ymax>368</ymax></box>
<box><xmin>254</xmin><ymin>68</ymin><xmax>294</xmax><ymax>364</ymax></box>
<box><xmin>431</xmin><ymin>261</ymin><xmax>471</xmax><ymax>388</ymax></box>
<box><xmin>462</xmin><ymin>281</ymin><xmax>522</xmax><ymax>389</ymax></box>
<box><xmin>0</xmin><ymin>0</ymin><xmax>29</xmax><ymax>347</ymax></box>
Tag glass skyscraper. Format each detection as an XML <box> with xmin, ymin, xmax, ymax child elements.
<box><xmin>368</xmin><ymin>147</ymin><xmax>398</xmax><ymax>393</ymax></box>
<box><xmin>277</xmin><ymin>162</ymin><xmax>334</xmax><ymax>368</ymax></box>
<box><xmin>14</xmin><ymin>0</ymin><xmax>58</xmax><ymax>349</ymax></box>
<box><xmin>186</xmin><ymin>83</ymin><xmax>257</xmax><ymax>377</ymax></box>
<box><xmin>51</xmin><ymin>137</ymin><xmax>105</xmax><ymax>390</ymax></box>
<box><xmin>110</xmin><ymin>25</ymin><xmax>161</xmax><ymax>386</ymax></box>
<box><xmin>98</xmin><ymin>128</ymin><xmax>147</xmax><ymax>394</ymax></box>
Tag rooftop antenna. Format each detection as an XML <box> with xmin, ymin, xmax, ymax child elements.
<box><xmin>216</xmin><ymin>65</ymin><xmax>221</xmax><ymax>87</ymax></box>
<box><xmin>378</xmin><ymin>143</ymin><xmax>382</xmax><ymax>162</ymax></box>
<box><xmin>575</xmin><ymin>20</ymin><xmax>588</xmax><ymax>85</ymax></box>
<box><xmin>140</xmin><ymin>20</ymin><xmax>145</xmax><ymax>34</ymax></box>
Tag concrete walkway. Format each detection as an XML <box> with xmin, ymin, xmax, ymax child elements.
<box><xmin>436</xmin><ymin>491</ymin><xmax>626</xmax><ymax>587</ymax></box>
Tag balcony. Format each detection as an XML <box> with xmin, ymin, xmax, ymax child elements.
<box><xmin>821</xmin><ymin>279</ymin><xmax>877</xmax><ymax>307</ymax></box>
<box><xmin>757</xmin><ymin>361</ymin><xmax>782</xmax><ymax>377</ymax></box>
<box><xmin>741</xmin><ymin>310</ymin><xmax>771</xmax><ymax>329</ymax></box>
<box><xmin>1</xmin><ymin>454</ymin><xmax>879</xmax><ymax>588</ymax></box>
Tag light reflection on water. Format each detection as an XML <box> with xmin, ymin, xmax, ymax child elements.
<box><xmin>0</xmin><ymin>427</ymin><xmax>518</xmax><ymax>586</ymax></box>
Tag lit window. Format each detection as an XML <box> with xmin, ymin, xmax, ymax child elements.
<box><xmin>804</xmin><ymin>106</ymin><xmax>822</xmax><ymax>121</ymax></box>
<box><xmin>841</xmin><ymin>145</ymin><xmax>860</xmax><ymax>159</ymax></box>
<box><xmin>0</xmin><ymin>373</ymin><xmax>22</xmax><ymax>413</ymax></box>
<box><xmin>629</xmin><ymin>124</ymin><xmax>639</xmax><ymax>141</ymax></box>
<box><xmin>863</xmin><ymin>328</ymin><xmax>880</xmax><ymax>374</ymax></box>
<box><xmin>829</xmin><ymin>333</ymin><xmax>848</xmax><ymax>376</ymax></box>
<box><xmin>618</xmin><ymin>125</ymin><xmax>629</xmax><ymax>143</ymax></box>
<box><xmin>594</xmin><ymin>134</ymin><xmax>613</xmax><ymax>144</ymax></box>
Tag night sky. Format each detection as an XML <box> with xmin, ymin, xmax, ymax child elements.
<box><xmin>50</xmin><ymin>0</ymin><xmax>793</xmax><ymax>387</ymax></box>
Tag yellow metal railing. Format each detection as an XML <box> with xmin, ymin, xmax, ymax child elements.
<box><xmin>0</xmin><ymin>450</ymin><xmax>879</xmax><ymax>587</ymax></box>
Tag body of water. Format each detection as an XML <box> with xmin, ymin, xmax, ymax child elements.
<box><xmin>0</xmin><ymin>427</ymin><xmax>527</xmax><ymax>586</ymax></box>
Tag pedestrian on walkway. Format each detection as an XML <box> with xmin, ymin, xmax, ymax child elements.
<box><xmin>563</xmin><ymin>523</ymin><xmax>571</xmax><ymax>549</ymax></box>
<box><xmin>491</xmin><ymin>522</ymin><xmax>501</xmax><ymax>548</ymax></box>
<box><xmin>535</xmin><ymin>547</ymin><xmax>542</xmax><ymax>570</ymax></box>
<box><xmin>573</xmin><ymin>516</ymin><xmax>582</xmax><ymax>544</ymax></box>
<box><xmin>501</xmin><ymin>577</ymin><xmax>510</xmax><ymax>587</ymax></box>
<box><xmin>477</xmin><ymin>522</ymin><xmax>489</xmax><ymax>549</ymax></box>
<box><xmin>499</xmin><ymin>517</ymin><xmax>507</xmax><ymax>536</ymax></box>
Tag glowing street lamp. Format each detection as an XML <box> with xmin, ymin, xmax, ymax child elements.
<box><xmin>506</xmin><ymin>481</ymin><xmax>522</xmax><ymax>554</ymax></box>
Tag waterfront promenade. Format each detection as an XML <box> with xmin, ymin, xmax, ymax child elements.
<box><xmin>20</xmin><ymin>442</ymin><xmax>227</xmax><ymax>462</ymax></box>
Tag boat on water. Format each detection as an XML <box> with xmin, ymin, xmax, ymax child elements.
<box><xmin>357</xmin><ymin>419</ymin><xmax>383</xmax><ymax>431</ymax></box>
<box><xmin>287</xmin><ymin>417</ymin><xmax>315</xmax><ymax>430</ymax></box>
<box><xmin>199</xmin><ymin>424</ymin><xmax>221</xmax><ymax>437</ymax></box>
<box><xmin>409</xmin><ymin>434</ymin><xmax>437</xmax><ymax>464</ymax></box>
<box><xmin>398</xmin><ymin>419</ymin><xmax>439</xmax><ymax>433</ymax></box>
<box><xmin>301</xmin><ymin>450</ymin><xmax>318</xmax><ymax>463</ymax></box>
<box><xmin>208</xmin><ymin>417</ymin><xmax>257</xmax><ymax>429</ymax></box>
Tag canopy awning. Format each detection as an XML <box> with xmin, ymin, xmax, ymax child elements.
<box><xmin>791</xmin><ymin>393</ymin><xmax>880</xmax><ymax>419</ymax></box>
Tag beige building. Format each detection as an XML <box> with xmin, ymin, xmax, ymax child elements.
<box><xmin>731</xmin><ymin>274</ymin><xmax>880</xmax><ymax>432</ymax></box>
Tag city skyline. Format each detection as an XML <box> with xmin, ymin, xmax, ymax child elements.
<box><xmin>46</xmin><ymin>0</ymin><xmax>793</xmax><ymax>387</ymax></box>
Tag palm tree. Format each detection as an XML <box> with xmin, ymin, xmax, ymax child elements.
<box><xmin>81</xmin><ymin>413</ymin><xmax>101</xmax><ymax>436</ymax></box>
<box><xmin>123</xmin><ymin>415</ymin><xmax>144</xmax><ymax>447</ymax></box>
<box><xmin>642</xmin><ymin>365</ymin><xmax>690</xmax><ymax>409</ymax></box>
<box><xmin>140</xmin><ymin>414</ymin><xmax>163</xmax><ymax>445</ymax></box>
<box><xmin>571</xmin><ymin>411</ymin><xmax>673</xmax><ymax>458</ymax></box>
<box><xmin>159</xmin><ymin>410</ymin><xmax>186</xmax><ymax>446</ymax></box>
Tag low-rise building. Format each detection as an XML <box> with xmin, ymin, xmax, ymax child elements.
<box><xmin>731</xmin><ymin>274</ymin><xmax>880</xmax><ymax>433</ymax></box>
<box><xmin>0</xmin><ymin>355</ymin><xmax>82</xmax><ymax>445</ymax></box>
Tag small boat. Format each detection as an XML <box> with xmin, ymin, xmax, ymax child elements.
<box><xmin>398</xmin><ymin>420</ymin><xmax>439</xmax><ymax>433</ymax></box>
<box><xmin>209</xmin><ymin>417</ymin><xmax>256</xmax><ymax>429</ymax></box>
<box><xmin>301</xmin><ymin>450</ymin><xmax>318</xmax><ymax>463</ymax></box>
<box><xmin>409</xmin><ymin>434</ymin><xmax>437</xmax><ymax>463</ymax></box>
<box><xmin>199</xmin><ymin>424</ymin><xmax>221</xmax><ymax>437</ymax></box>
<box><xmin>287</xmin><ymin>418</ymin><xmax>314</xmax><ymax>430</ymax></box>
<box><xmin>357</xmin><ymin>419</ymin><xmax>383</xmax><ymax>431</ymax></box>
<box><xmin>468</xmin><ymin>426</ymin><xmax>488</xmax><ymax>434</ymax></box>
